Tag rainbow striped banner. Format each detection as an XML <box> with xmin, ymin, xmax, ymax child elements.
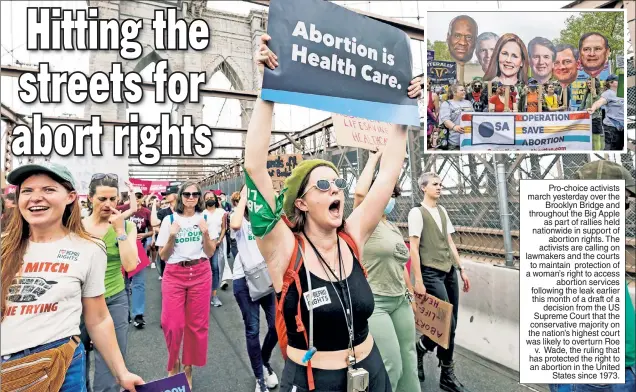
<box><xmin>459</xmin><ymin>112</ymin><xmax>592</xmax><ymax>151</ymax></box>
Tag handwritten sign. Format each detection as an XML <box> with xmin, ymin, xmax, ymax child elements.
<box><xmin>267</xmin><ymin>154</ymin><xmax>303</xmax><ymax>181</ymax></box>
<box><xmin>124</xmin><ymin>373</ymin><xmax>190</xmax><ymax>392</ymax></box>
<box><xmin>414</xmin><ymin>293</ymin><xmax>453</xmax><ymax>349</ymax></box>
<box><xmin>332</xmin><ymin>113</ymin><xmax>391</xmax><ymax>150</ymax></box>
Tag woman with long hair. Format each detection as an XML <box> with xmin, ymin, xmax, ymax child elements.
<box><xmin>438</xmin><ymin>83</ymin><xmax>473</xmax><ymax>150</ymax></box>
<box><xmin>488</xmin><ymin>82</ymin><xmax>518</xmax><ymax>112</ymax></box>
<box><xmin>82</xmin><ymin>174</ymin><xmax>140</xmax><ymax>392</ymax></box>
<box><xmin>204</xmin><ymin>191</ymin><xmax>226</xmax><ymax>306</ymax></box>
<box><xmin>1</xmin><ymin>163</ymin><xmax>143</xmax><ymax>392</ymax></box>
<box><xmin>353</xmin><ymin>150</ymin><xmax>419</xmax><ymax>392</ymax></box>
<box><xmin>156</xmin><ymin>181</ymin><xmax>217</xmax><ymax>390</ymax></box>
<box><xmin>483</xmin><ymin>33</ymin><xmax>529</xmax><ymax>86</ymax></box>
<box><xmin>230</xmin><ymin>186</ymin><xmax>279</xmax><ymax>392</ymax></box>
<box><xmin>243</xmin><ymin>34</ymin><xmax>421</xmax><ymax>392</ymax></box>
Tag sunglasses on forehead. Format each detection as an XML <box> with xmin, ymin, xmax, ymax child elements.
<box><xmin>182</xmin><ymin>192</ymin><xmax>201</xmax><ymax>199</ymax></box>
<box><xmin>301</xmin><ymin>178</ymin><xmax>347</xmax><ymax>197</ymax></box>
<box><xmin>91</xmin><ymin>173</ymin><xmax>118</xmax><ymax>182</ymax></box>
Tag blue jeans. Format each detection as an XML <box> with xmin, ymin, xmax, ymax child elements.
<box><xmin>549</xmin><ymin>366</ymin><xmax>636</xmax><ymax>392</ymax></box>
<box><xmin>1</xmin><ymin>337</ymin><xmax>87</xmax><ymax>392</ymax></box>
<box><xmin>210</xmin><ymin>248</ymin><xmax>220</xmax><ymax>291</ymax></box>
<box><xmin>233</xmin><ymin>277</ymin><xmax>278</xmax><ymax>380</ymax></box>
<box><xmin>126</xmin><ymin>267</ymin><xmax>147</xmax><ymax>317</ymax></box>
<box><xmin>90</xmin><ymin>289</ymin><xmax>129</xmax><ymax>392</ymax></box>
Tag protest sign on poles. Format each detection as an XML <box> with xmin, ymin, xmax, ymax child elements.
<box><xmin>427</xmin><ymin>60</ymin><xmax>457</xmax><ymax>85</ymax></box>
<box><xmin>267</xmin><ymin>154</ymin><xmax>303</xmax><ymax>190</ymax></box>
<box><xmin>261</xmin><ymin>0</ymin><xmax>419</xmax><ymax>126</ymax></box>
<box><xmin>331</xmin><ymin>113</ymin><xmax>392</xmax><ymax>150</ymax></box>
<box><xmin>459</xmin><ymin>112</ymin><xmax>592</xmax><ymax>151</ymax></box>
<box><xmin>414</xmin><ymin>293</ymin><xmax>453</xmax><ymax>350</ymax></box>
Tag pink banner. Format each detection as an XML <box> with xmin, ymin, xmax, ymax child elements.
<box><xmin>4</xmin><ymin>185</ymin><xmax>17</xmax><ymax>194</ymax></box>
<box><xmin>129</xmin><ymin>179</ymin><xmax>169</xmax><ymax>197</ymax></box>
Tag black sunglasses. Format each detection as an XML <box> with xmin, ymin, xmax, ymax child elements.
<box><xmin>182</xmin><ymin>192</ymin><xmax>201</xmax><ymax>199</ymax></box>
<box><xmin>91</xmin><ymin>173</ymin><xmax>118</xmax><ymax>182</ymax></box>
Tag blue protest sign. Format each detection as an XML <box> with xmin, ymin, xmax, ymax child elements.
<box><xmin>124</xmin><ymin>373</ymin><xmax>190</xmax><ymax>392</ymax></box>
<box><xmin>427</xmin><ymin>60</ymin><xmax>457</xmax><ymax>84</ymax></box>
<box><xmin>427</xmin><ymin>50</ymin><xmax>435</xmax><ymax>61</ymax></box>
<box><xmin>262</xmin><ymin>0</ymin><xmax>419</xmax><ymax>126</ymax></box>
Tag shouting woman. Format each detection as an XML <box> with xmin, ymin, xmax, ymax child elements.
<box><xmin>243</xmin><ymin>34</ymin><xmax>421</xmax><ymax>391</ymax></box>
<box><xmin>1</xmin><ymin>163</ymin><xmax>143</xmax><ymax>392</ymax></box>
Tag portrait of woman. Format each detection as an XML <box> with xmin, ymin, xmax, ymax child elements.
<box><xmin>483</xmin><ymin>33</ymin><xmax>530</xmax><ymax>86</ymax></box>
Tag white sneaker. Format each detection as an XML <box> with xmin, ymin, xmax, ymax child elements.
<box><xmin>263</xmin><ymin>365</ymin><xmax>278</xmax><ymax>388</ymax></box>
<box><xmin>255</xmin><ymin>378</ymin><xmax>269</xmax><ymax>392</ymax></box>
<box><xmin>151</xmin><ymin>262</ymin><xmax>156</xmax><ymax>269</ymax></box>
<box><xmin>158</xmin><ymin>276</ymin><xmax>163</xmax><ymax>281</ymax></box>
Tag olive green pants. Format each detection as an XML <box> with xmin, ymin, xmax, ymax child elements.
<box><xmin>368</xmin><ymin>293</ymin><xmax>420</xmax><ymax>392</ymax></box>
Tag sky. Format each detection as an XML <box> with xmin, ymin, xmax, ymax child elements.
<box><xmin>427</xmin><ymin>10</ymin><xmax>582</xmax><ymax>56</ymax></box>
<box><xmin>0</xmin><ymin>0</ymin><xmax>629</xmax><ymax>184</ymax></box>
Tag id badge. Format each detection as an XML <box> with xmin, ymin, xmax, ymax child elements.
<box><xmin>346</xmin><ymin>367</ymin><xmax>369</xmax><ymax>392</ymax></box>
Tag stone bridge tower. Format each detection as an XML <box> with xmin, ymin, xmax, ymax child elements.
<box><xmin>85</xmin><ymin>0</ymin><xmax>267</xmax><ymax>178</ymax></box>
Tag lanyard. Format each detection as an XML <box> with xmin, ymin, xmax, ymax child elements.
<box><xmin>304</xmin><ymin>232</ymin><xmax>357</xmax><ymax>365</ymax></box>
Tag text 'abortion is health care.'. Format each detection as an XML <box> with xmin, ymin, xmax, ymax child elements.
<box><xmin>520</xmin><ymin>180</ymin><xmax>626</xmax><ymax>384</ymax></box>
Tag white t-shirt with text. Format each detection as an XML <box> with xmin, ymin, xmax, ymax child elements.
<box><xmin>156</xmin><ymin>212</ymin><xmax>207</xmax><ymax>264</ymax></box>
<box><xmin>408</xmin><ymin>204</ymin><xmax>455</xmax><ymax>238</ymax></box>
<box><xmin>204</xmin><ymin>208</ymin><xmax>226</xmax><ymax>240</ymax></box>
<box><xmin>231</xmin><ymin>214</ymin><xmax>265</xmax><ymax>280</ymax></box>
<box><xmin>1</xmin><ymin>234</ymin><xmax>106</xmax><ymax>356</ymax></box>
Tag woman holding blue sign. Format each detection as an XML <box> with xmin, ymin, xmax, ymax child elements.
<box><xmin>243</xmin><ymin>34</ymin><xmax>421</xmax><ymax>392</ymax></box>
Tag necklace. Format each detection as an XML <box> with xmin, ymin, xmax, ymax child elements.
<box><xmin>304</xmin><ymin>232</ymin><xmax>356</xmax><ymax>360</ymax></box>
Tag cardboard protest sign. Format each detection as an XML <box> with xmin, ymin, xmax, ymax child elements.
<box><xmin>124</xmin><ymin>373</ymin><xmax>190</xmax><ymax>392</ymax></box>
<box><xmin>427</xmin><ymin>60</ymin><xmax>457</xmax><ymax>84</ymax></box>
<box><xmin>262</xmin><ymin>0</ymin><xmax>419</xmax><ymax>126</ymax></box>
<box><xmin>459</xmin><ymin>112</ymin><xmax>592</xmax><ymax>151</ymax></box>
<box><xmin>414</xmin><ymin>293</ymin><xmax>453</xmax><ymax>349</ymax></box>
<box><xmin>332</xmin><ymin>113</ymin><xmax>391</xmax><ymax>150</ymax></box>
<box><xmin>267</xmin><ymin>154</ymin><xmax>303</xmax><ymax>190</ymax></box>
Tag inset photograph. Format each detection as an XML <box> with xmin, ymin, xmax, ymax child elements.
<box><xmin>425</xmin><ymin>10</ymin><xmax>626</xmax><ymax>152</ymax></box>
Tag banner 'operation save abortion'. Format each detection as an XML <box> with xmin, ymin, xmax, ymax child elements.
<box><xmin>459</xmin><ymin>112</ymin><xmax>592</xmax><ymax>151</ymax></box>
<box><xmin>262</xmin><ymin>0</ymin><xmax>419</xmax><ymax>126</ymax></box>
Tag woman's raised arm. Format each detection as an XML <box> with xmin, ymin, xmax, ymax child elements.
<box><xmin>243</xmin><ymin>34</ymin><xmax>295</xmax><ymax>291</ymax></box>
<box><xmin>347</xmin><ymin>77</ymin><xmax>422</xmax><ymax>246</ymax></box>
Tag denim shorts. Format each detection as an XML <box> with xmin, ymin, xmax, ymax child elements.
<box><xmin>1</xmin><ymin>336</ymin><xmax>87</xmax><ymax>392</ymax></box>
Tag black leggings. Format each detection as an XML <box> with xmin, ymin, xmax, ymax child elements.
<box><xmin>280</xmin><ymin>343</ymin><xmax>391</xmax><ymax>391</ymax></box>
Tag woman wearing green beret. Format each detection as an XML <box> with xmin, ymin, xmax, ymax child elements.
<box><xmin>243</xmin><ymin>34</ymin><xmax>422</xmax><ymax>392</ymax></box>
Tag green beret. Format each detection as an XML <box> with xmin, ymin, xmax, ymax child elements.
<box><xmin>283</xmin><ymin>159</ymin><xmax>338</xmax><ymax>220</ymax></box>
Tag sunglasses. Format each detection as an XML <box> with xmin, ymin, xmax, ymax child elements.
<box><xmin>182</xmin><ymin>192</ymin><xmax>201</xmax><ymax>199</ymax></box>
<box><xmin>91</xmin><ymin>173</ymin><xmax>118</xmax><ymax>182</ymax></box>
<box><xmin>301</xmin><ymin>178</ymin><xmax>347</xmax><ymax>197</ymax></box>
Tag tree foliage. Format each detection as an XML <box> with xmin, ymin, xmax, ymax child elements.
<box><xmin>427</xmin><ymin>39</ymin><xmax>452</xmax><ymax>62</ymax></box>
<box><xmin>556</xmin><ymin>12</ymin><xmax>624</xmax><ymax>64</ymax></box>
